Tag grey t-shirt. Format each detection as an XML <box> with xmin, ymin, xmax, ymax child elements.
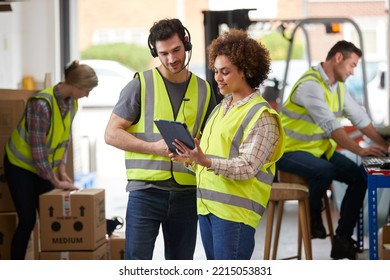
<box><xmin>113</xmin><ymin>71</ymin><xmax>200</xmax><ymax>192</ymax></box>
<box><xmin>113</xmin><ymin>75</ymin><xmax>187</xmax><ymax>123</ymax></box>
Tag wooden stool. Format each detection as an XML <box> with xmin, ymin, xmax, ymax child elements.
<box><xmin>278</xmin><ymin>171</ymin><xmax>335</xmax><ymax>244</ymax></box>
<box><xmin>264</xmin><ymin>182</ymin><xmax>312</xmax><ymax>260</ymax></box>
<box><xmin>264</xmin><ymin>171</ymin><xmax>335</xmax><ymax>260</ymax></box>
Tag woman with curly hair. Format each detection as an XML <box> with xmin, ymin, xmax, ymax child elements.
<box><xmin>170</xmin><ymin>29</ymin><xmax>286</xmax><ymax>259</ymax></box>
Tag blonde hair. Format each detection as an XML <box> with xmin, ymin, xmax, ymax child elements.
<box><xmin>64</xmin><ymin>60</ymin><xmax>98</xmax><ymax>89</ymax></box>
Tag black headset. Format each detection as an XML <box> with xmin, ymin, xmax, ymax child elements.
<box><xmin>148</xmin><ymin>26</ymin><xmax>192</xmax><ymax>58</ymax></box>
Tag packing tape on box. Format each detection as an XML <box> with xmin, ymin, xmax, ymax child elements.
<box><xmin>60</xmin><ymin>252</ymin><xmax>70</xmax><ymax>260</ymax></box>
<box><xmin>62</xmin><ymin>192</ymin><xmax>71</xmax><ymax>217</ymax></box>
<box><xmin>62</xmin><ymin>190</ymin><xmax>78</xmax><ymax>217</ymax></box>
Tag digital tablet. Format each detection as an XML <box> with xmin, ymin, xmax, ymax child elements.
<box><xmin>154</xmin><ymin>119</ymin><xmax>195</xmax><ymax>153</ymax></box>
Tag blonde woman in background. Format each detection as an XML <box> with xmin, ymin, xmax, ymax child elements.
<box><xmin>3</xmin><ymin>60</ymin><xmax>98</xmax><ymax>259</ymax></box>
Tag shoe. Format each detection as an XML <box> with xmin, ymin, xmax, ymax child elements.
<box><xmin>310</xmin><ymin>211</ymin><xmax>327</xmax><ymax>239</ymax></box>
<box><xmin>330</xmin><ymin>235</ymin><xmax>357</xmax><ymax>260</ymax></box>
<box><xmin>311</xmin><ymin>220</ymin><xmax>327</xmax><ymax>239</ymax></box>
<box><xmin>347</xmin><ymin>237</ymin><xmax>362</xmax><ymax>253</ymax></box>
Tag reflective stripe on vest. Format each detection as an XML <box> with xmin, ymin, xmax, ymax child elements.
<box><xmin>125</xmin><ymin>69</ymin><xmax>211</xmax><ymax>185</ymax></box>
<box><xmin>197</xmin><ymin>188</ymin><xmax>267</xmax><ymax>217</ymax></box>
<box><xmin>280</xmin><ymin>69</ymin><xmax>344</xmax><ymax>159</ymax></box>
<box><xmin>197</xmin><ymin>95</ymin><xmax>286</xmax><ymax>228</ymax></box>
<box><xmin>5</xmin><ymin>87</ymin><xmax>75</xmax><ymax>173</ymax></box>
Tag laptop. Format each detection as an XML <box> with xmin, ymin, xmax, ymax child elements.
<box><xmin>361</xmin><ymin>157</ymin><xmax>390</xmax><ymax>168</ymax></box>
<box><xmin>361</xmin><ymin>156</ymin><xmax>390</xmax><ymax>175</ymax></box>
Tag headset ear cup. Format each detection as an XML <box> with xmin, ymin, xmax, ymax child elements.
<box><xmin>148</xmin><ymin>34</ymin><xmax>157</xmax><ymax>58</ymax></box>
<box><xmin>184</xmin><ymin>41</ymin><xmax>192</xmax><ymax>52</ymax></box>
<box><xmin>150</xmin><ymin>47</ymin><xmax>157</xmax><ymax>58</ymax></box>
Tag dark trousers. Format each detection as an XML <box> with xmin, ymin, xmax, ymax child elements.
<box><xmin>276</xmin><ymin>151</ymin><xmax>367</xmax><ymax>237</ymax></box>
<box><xmin>3</xmin><ymin>153</ymin><xmax>54</xmax><ymax>259</ymax></box>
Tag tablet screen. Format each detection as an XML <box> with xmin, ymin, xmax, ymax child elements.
<box><xmin>154</xmin><ymin>119</ymin><xmax>195</xmax><ymax>153</ymax></box>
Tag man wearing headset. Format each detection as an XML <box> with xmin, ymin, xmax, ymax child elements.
<box><xmin>105</xmin><ymin>18</ymin><xmax>216</xmax><ymax>260</ymax></box>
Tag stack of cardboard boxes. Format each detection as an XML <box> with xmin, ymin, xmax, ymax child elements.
<box><xmin>0</xmin><ymin>154</ymin><xmax>18</xmax><ymax>260</ymax></box>
<box><xmin>0</xmin><ymin>210</ymin><xmax>18</xmax><ymax>260</ymax></box>
<box><xmin>0</xmin><ymin>89</ymin><xmax>38</xmax><ymax>260</ymax></box>
<box><xmin>39</xmin><ymin>188</ymin><xmax>107</xmax><ymax>259</ymax></box>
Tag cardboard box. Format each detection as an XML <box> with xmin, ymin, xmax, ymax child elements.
<box><xmin>0</xmin><ymin>211</ymin><xmax>40</xmax><ymax>260</ymax></box>
<box><xmin>379</xmin><ymin>224</ymin><xmax>390</xmax><ymax>260</ymax></box>
<box><xmin>25</xmin><ymin>219</ymin><xmax>40</xmax><ymax>260</ymax></box>
<box><xmin>0</xmin><ymin>212</ymin><xmax>17</xmax><ymax>259</ymax></box>
<box><xmin>107</xmin><ymin>231</ymin><xmax>125</xmax><ymax>260</ymax></box>
<box><xmin>39</xmin><ymin>188</ymin><xmax>106</xmax><ymax>251</ymax></box>
<box><xmin>0</xmin><ymin>136</ymin><xmax>8</xmax><ymax>169</ymax></box>
<box><xmin>0</xmin><ymin>89</ymin><xmax>74</xmax><ymax>179</ymax></box>
<box><xmin>0</xmin><ymin>89</ymin><xmax>36</xmax><ymax>101</ymax></box>
<box><xmin>0</xmin><ymin>89</ymin><xmax>35</xmax><ymax>143</ymax></box>
<box><xmin>0</xmin><ymin>99</ymin><xmax>30</xmax><ymax>137</ymax></box>
<box><xmin>0</xmin><ymin>180</ymin><xmax>15</xmax><ymax>213</ymax></box>
<box><xmin>39</xmin><ymin>242</ymin><xmax>107</xmax><ymax>260</ymax></box>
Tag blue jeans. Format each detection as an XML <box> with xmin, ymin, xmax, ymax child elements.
<box><xmin>276</xmin><ymin>151</ymin><xmax>367</xmax><ymax>237</ymax></box>
<box><xmin>198</xmin><ymin>213</ymin><xmax>255</xmax><ymax>260</ymax></box>
<box><xmin>125</xmin><ymin>188</ymin><xmax>197</xmax><ymax>260</ymax></box>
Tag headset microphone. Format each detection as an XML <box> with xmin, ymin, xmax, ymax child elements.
<box><xmin>182</xmin><ymin>48</ymin><xmax>192</xmax><ymax>72</ymax></box>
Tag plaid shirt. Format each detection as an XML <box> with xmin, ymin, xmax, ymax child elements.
<box><xmin>26</xmin><ymin>85</ymin><xmax>72</xmax><ymax>180</ymax></box>
<box><xmin>209</xmin><ymin>90</ymin><xmax>280</xmax><ymax>180</ymax></box>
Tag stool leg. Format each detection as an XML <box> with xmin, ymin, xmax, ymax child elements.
<box><xmin>299</xmin><ymin>198</ymin><xmax>312</xmax><ymax>260</ymax></box>
<box><xmin>305</xmin><ymin>197</ymin><xmax>313</xmax><ymax>258</ymax></box>
<box><xmin>297</xmin><ymin>210</ymin><xmax>302</xmax><ymax>260</ymax></box>
<box><xmin>271</xmin><ymin>201</ymin><xmax>284</xmax><ymax>260</ymax></box>
<box><xmin>264</xmin><ymin>201</ymin><xmax>276</xmax><ymax>260</ymax></box>
<box><xmin>323</xmin><ymin>194</ymin><xmax>334</xmax><ymax>244</ymax></box>
<box><xmin>305</xmin><ymin>197</ymin><xmax>312</xmax><ymax>239</ymax></box>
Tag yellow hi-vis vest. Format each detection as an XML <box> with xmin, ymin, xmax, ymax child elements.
<box><xmin>125</xmin><ymin>69</ymin><xmax>212</xmax><ymax>186</ymax></box>
<box><xmin>280</xmin><ymin>68</ymin><xmax>345</xmax><ymax>159</ymax></box>
<box><xmin>197</xmin><ymin>95</ymin><xmax>286</xmax><ymax>229</ymax></box>
<box><xmin>5</xmin><ymin>86</ymin><xmax>76</xmax><ymax>173</ymax></box>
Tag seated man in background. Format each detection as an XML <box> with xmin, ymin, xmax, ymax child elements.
<box><xmin>276</xmin><ymin>40</ymin><xmax>390</xmax><ymax>260</ymax></box>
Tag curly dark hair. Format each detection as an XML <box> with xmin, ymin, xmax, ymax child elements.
<box><xmin>207</xmin><ymin>29</ymin><xmax>271</xmax><ymax>88</ymax></box>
